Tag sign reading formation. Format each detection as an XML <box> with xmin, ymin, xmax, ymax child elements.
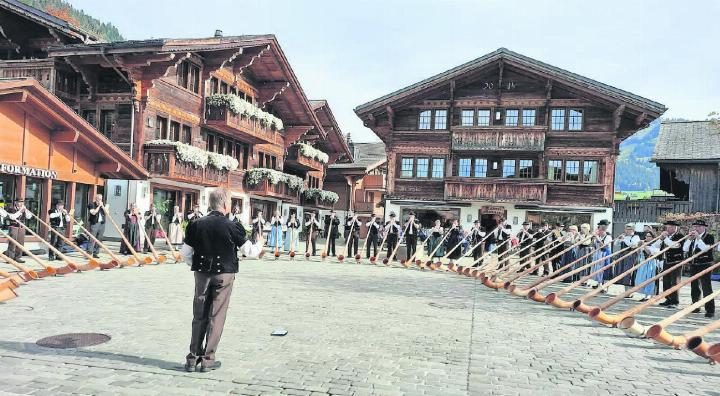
<box><xmin>0</xmin><ymin>163</ymin><xmax>57</xmax><ymax>179</ymax></box>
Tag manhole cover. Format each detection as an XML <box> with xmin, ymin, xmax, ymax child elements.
<box><xmin>428</xmin><ymin>302</ymin><xmax>468</xmax><ymax>310</ymax></box>
<box><xmin>36</xmin><ymin>333</ymin><xmax>111</xmax><ymax>349</ymax></box>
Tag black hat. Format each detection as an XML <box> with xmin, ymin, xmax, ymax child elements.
<box><xmin>597</xmin><ymin>219</ymin><xmax>610</xmax><ymax>226</ymax></box>
<box><xmin>408</xmin><ymin>211</ymin><xmax>416</xmax><ymax>216</ymax></box>
<box><xmin>555</xmin><ymin>222</ymin><xmax>564</xmax><ymax>227</ymax></box>
<box><xmin>389</xmin><ymin>212</ymin><xmax>396</xmax><ymax>217</ymax></box>
<box><xmin>522</xmin><ymin>221</ymin><xmax>530</xmax><ymax>226</ymax></box>
<box><xmin>692</xmin><ymin>219</ymin><xmax>708</xmax><ymax>227</ymax></box>
<box><xmin>473</xmin><ymin>219</ymin><xmax>480</xmax><ymax>224</ymax></box>
<box><xmin>541</xmin><ymin>221</ymin><xmax>549</xmax><ymax>226</ymax></box>
<box><xmin>504</xmin><ymin>224</ymin><xmax>512</xmax><ymax>229</ymax></box>
<box><xmin>663</xmin><ymin>220</ymin><xmax>680</xmax><ymax>226</ymax></box>
<box><xmin>13</xmin><ymin>197</ymin><xmax>24</xmax><ymax>203</ymax></box>
<box><xmin>54</xmin><ymin>200</ymin><xmax>64</xmax><ymax>205</ymax></box>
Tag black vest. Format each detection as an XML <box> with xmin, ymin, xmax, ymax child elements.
<box><xmin>689</xmin><ymin>233</ymin><xmax>715</xmax><ymax>265</ymax></box>
<box><xmin>662</xmin><ymin>232</ymin><xmax>685</xmax><ymax>263</ymax></box>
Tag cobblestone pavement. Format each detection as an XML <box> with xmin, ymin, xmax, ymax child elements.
<box><xmin>1</xmin><ymin>243</ymin><xmax>720</xmax><ymax>395</ymax></box>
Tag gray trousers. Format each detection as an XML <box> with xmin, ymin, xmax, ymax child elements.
<box><xmin>48</xmin><ymin>226</ymin><xmax>65</xmax><ymax>259</ymax></box>
<box><xmin>86</xmin><ymin>223</ymin><xmax>105</xmax><ymax>255</ymax></box>
<box><xmin>7</xmin><ymin>226</ymin><xmax>25</xmax><ymax>260</ymax></box>
<box><xmin>187</xmin><ymin>271</ymin><xmax>235</xmax><ymax>365</ymax></box>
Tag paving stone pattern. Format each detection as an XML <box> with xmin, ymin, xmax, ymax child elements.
<box><xmin>1</xmin><ymin>242</ymin><xmax>720</xmax><ymax>395</ymax></box>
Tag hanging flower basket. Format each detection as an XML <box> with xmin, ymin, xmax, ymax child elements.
<box><xmin>246</xmin><ymin>168</ymin><xmax>305</xmax><ymax>192</ymax></box>
<box><xmin>145</xmin><ymin>139</ymin><xmax>238</xmax><ymax>171</ymax></box>
<box><xmin>296</xmin><ymin>143</ymin><xmax>329</xmax><ymax>164</ymax></box>
<box><xmin>206</xmin><ymin>93</ymin><xmax>284</xmax><ymax>130</ymax></box>
<box><xmin>303</xmin><ymin>188</ymin><xmax>339</xmax><ymax>204</ymax></box>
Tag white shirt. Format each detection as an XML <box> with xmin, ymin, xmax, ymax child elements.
<box><xmin>49</xmin><ymin>209</ymin><xmax>71</xmax><ymax>228</ymax></box>
<box><xmin>683</xmin><ymin>233</ymin><xmax>709</xmax><ymax>252</ymax></box>
<box><xmin>652</xmin><ymin>233</ymin><xmax>680</xmax><ymax>250</ymax></box>
<box><xmin>618</xmin><ymin>234</ymin><xmax>640</xmax><ymax>248</ymax></box>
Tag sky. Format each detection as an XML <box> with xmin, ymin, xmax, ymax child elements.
<box><xmin>70</xmin><ymin>0</ymin><xmax>720</xmax><ymax>142</ymax></box>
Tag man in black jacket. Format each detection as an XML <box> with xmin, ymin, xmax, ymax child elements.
<box><xmin>683</xmin><ymin>219</ymin><xmax>715</xmax><ymax>318</ymax></box>
<box><xmin>365</xmin><ymin>214</ymin><xmax>380</xmax><ymax>258</ymax></box>
<box><xmin>182</xmin><ymin>188</ymin><xmax>249</xmax><ymax>372</ymax></box>
<box><xmin>404</xmin><ymin>211</ymin><xmax>420</xmax><ymax>260</ymax></box>
<box><xmin>655</xmin><ymin>220</ymin><xmax>685</xmax><ymax>308</ymax></box>
<box><xmin>325</xmin><ymin>210</ymin><xmax>340</xmax><ymax>256</ymax></box>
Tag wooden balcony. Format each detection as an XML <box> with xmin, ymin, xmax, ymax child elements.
<box><xmin>355</xmin><ymin>201</ymin><xmax>375</xmax><ymax>213</ymax></box>
<box><xmin>143</xmin><ymin>144</ymin><xmax>229</xmax><ymax>186</ymax></box>
<box><xmin>0</xmin><ymin>59</ymin><xmax>56</xmax><ymax>91</ymax></box>
<box><xmin>452</xmin><ymin>129</ymin><xmax>545</xmax><ymax>151</ymax></box>
<box><xmin>246</xmin><ymin>179</ymin><xmax>300</xmax><ymax>204</ymax></box>
<box><xmin>445</xmin><ymin>177</ymin><xmax>546</xmax><ymax>203</ymax></box>
<box><xmin>302</xmin><ymin>196</ymin><xmax>335</xmax><ymax>210</ymax></box>
<box><xmin>363</xmin><ymin>174</ymin><xmax>386</xmax><ymax>190</ymax></box>
<box><xmin>284</xmin><ymin>145</ymin><xmax>324</xmax><ymax>171</ymax></box>
<box><xmin>204</xmin><ymin>103</ymin><xmax>277</xmax><ymax>145</ymax></box>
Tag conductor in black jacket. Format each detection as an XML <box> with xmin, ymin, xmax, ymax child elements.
<box><xmin>325</xmin><ymin>210</ymin><xmax>340</xmax><ymax>256</ymax></box>
<box><xmin>182</xmin><ymin>188</ymin><xmax>249</xmax><ymax>372</ymax></box>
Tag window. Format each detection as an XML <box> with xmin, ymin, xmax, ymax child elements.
<box><xmin>505</xmin><ymin>109</ymin><xmax>519</xmax><ymax>126</ymax></box>
<box><xmin>206</xmin><ymin>133</ymin><xmax>215</xmax><ymax>152</ymax></box>
<box><xmin>170</xmin><ymin>121</ymin><xmax>180</xmax><ymax>142</ymax></box>
<box><xmin>177</xmin><ymin>61</ymin><xmax>188</xmax><ymax>88</ymax></box>
<box><xmin>401</xmin><ymin>157</ymin><xmax>414</xmax><ymax>178</ymax></box>
<box><xmin>190</xmin><ymin>65</ymin><xmax>200</xmax><ymax>94</ymax></box>
<box><xmin>82</xmin><ymin>110</ymin><xmax>96</xmax><ymax>128</ymax></box>
<box><xmin>458</xmin><ymin>158</ymin><xmax>471</xmax><ymax>177</ymax></box>
<box><xmin>418</xmin><ymin>110</ymin><xmax>431</xmax><ymax>130</ymax></box>
<box><xmin>569</xmin><ymin>109</ymin><xmax>583</xmax><ymax>131</ymax></box>
<box><xmin>474</xmin><ymin>158</ymin><xmax>487</xmax><ymax>178</ymax></box>
<box><xmin>548</xmin><ymin>160</ymin><xmax>563</xmax><ymax>181</ymax></box>
<box><xmin>416</xmin><ymin>158</ymin><xmax>429</xmax><ymax>178</ymax></box>
<box><xmin>155</xmin><ymin>116</ymin><xmax>167</xmax><ymax>140</ymax></box>
<box><xmin>477</xmin><ymin>109</ymin><xmax>491</xmax><ymax>126</ymax></box>
<box><xmin>522</xmin><ymin>109</ymin><xmax>536</xmax><ymax>126</ymax></box>
<box><xmin>210</xmin><ymin>77</ymin><xmax>219</xmax><ymax>95</ymax></box>
<box><xmin>502</xmin><ymin>160</ymin><xmax>516</xmax><ymax>178</ymax></box>
<box><xmin>584</xmin><ymin>160</ymin><xmax>599</xmax><ymax>183</ymax></box>
<box><xmin>177</xmin><ymin>61</ymin><xmax>200</xmax><ymax>94</ymax></box>
<box><xmin>565</xmin><ymin>160</ymin><xmax>580</xmax><ymax>182</ymax></box>
<box><xmin>551</xmin><ymin>108</ymin><xmax>565</xmax><ymax>130</ymax></box>
<box><xmin>182</xmin><ymin>125</ymin><xmax>192</xmax><ymax>144</ymax></box>
<box><xmin>217</xmin><ymin>137</ymin><xmax>224</xmax><ymax>154</ymax></box>
<box><xmin>220</xmin><ymin>81</ymin><xmax>228</xmax><ymax>94</ymax></box>
<box><xmin>461</xmin><ymin>110</ymin><xmax>474</xmax><ymax>126</ymax></box>
<box><xmin>518</xmin><ymin>160</ymin><xmax>533</xmax><ymax>178</ymax></box>
<box><xmin>99</xmin><ymin>110</ymin><xmax>114</xmax><ymax>137</ymax></box>
<box><xmin>434</xmin><ymin>110</ymin><xmax>448</xmax><ymax>129</ymax></box>
<box><xmin>432</xmin><ymin>158</ymin><xmax>444</xmax><ymax>178</ymax></box>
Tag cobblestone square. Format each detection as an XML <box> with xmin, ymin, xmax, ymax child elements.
<box><xmin>1</xmin><ymin>244</ymin><xmax>720</xmax><ymax>395</ymax></box>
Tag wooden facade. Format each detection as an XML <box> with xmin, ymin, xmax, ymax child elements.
<box><xmin>0</xmin><ymin>2</ymin><xmax>351</xmax><ymax>226</ymax></box>
<box><xmin>355</xmin><ymin>48</ymin><xmax>666</xmax><ymax>228</ymax></box>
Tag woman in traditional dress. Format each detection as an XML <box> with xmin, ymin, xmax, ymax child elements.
<box><xmin>590</xmin><ymin>220</ymin><xmax>613</xmax><ymax>289</ymax></box>
<box><xmin>635</xmin><ymin>230</ymin><xmax>659</xmax><ymax>301</ymax></box>
<box><xmin>444</xmin><ymin>219</ymin><xmax>464</xmax><ymax>265</ymax></box>
<box><xmin>120</xmin><ymin>203</ymin><xmax>141</xmax><ymax>255</ymax></box>
<box><xmin>251</xmin><ymin>210</ymin><xmax>266</xmax><ymax>244</ymax></box>
<box><xmin>284</xmin><ymin>212</ymin><xmax>300</xmax><ymax>252</ymax></box>
<box><xmin>574</xmin><ymin>223</ymin><xmax>594</xmax><ymax>282</ymax></box>
<box><xmin>268</xmin><ymin>210</ymin><xmax>284</xmax><ymax>251</ymax></box>
<box><xmin>427</xmin><ymin>219</ymin><xmax>446</xmax><ymax>259</ymax></box>
<box><xmin>615</xmin><ymin>223</ymin><xmax>641</xmax><ymax>295</ymax></box>
<box><xmin>558</xmin><ymin>225</ymin><xmax>579</xmax><ymax>283</ymax></box>
<box><xmin>168</xmin><ymin>205</ymin><xmax>184</xmax><ymax>247</ymax></box>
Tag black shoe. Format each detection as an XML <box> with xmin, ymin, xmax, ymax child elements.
<box><xmin>93</xmin><ymin>254</ymin><xmax>100</xmax><ymax>259</ymax></box>
<box><xmin>705</xmin><ymin>312</ymin><xmax>715</xmax><ymax>319</ymax></box>
<box><xmin>199</xmin><ymin>361</ymin><xmax>221</xmax><ymax>372</ymax></box>
<box><xmin>658</xmin><ymin>301</ymin><xmax>670</xmax><ymax>306</ymax></box>
<box><xmin>184</xmin><ymin>357</ymin><xmax>201</xmax><ymax>372</ymax></box>
<box><xmin>15</xmin><ymin>259</ymin><xmax>25</xmax><ymax>264</ymax></box>
<box><xmin>692</xmin><ymin>308</ymin><xmax>701</xmax><ymax>314</ymax></box>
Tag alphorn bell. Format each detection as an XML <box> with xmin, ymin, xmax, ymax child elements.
<box><xmin>407</xmin><ymin>234</ymin><xmax>433</xmax><ymax>269</ymax></box>
<box><xmin>385</xmin><ymin>220</ymin><xmax>411</xmax><ymax>266</ymax></box>
<box><xmin>0</xmin><ymin>250</ymin><xmax>38</xmax><ymax>280</ymax></box>
<box><xmin>573</xmin><ymin>234</ymin><xmax>685</xmax><ymax>313</ymax></box>
<box><xmin>588</xmin><ymin>241</ymin><xmax>720</xmax><ymax>326</ymax></box>
<box><xmin>358</xmin><ymin>224</ymin><xmax>372</xmax><ymax>263</ymax></box>
<box><xmin>0</xmin><ymin>228</ymin><xmax>57</xmax><ymax>278</ymax></box>
<box><xmin>545</xmin><ymin>235</ymin><xmax>663</xmax><ymax>309</ymax></box>
<box><xmin>141</xmin><ymin>225</ymin><xmax>167</xmax><ymax>264</ymax></box>
<box><xmin>155</xmin><ymin>219</ymin><xmax>182</xmax><ymax>262</ymax></box>
<box><xmin>74</xmin><ymin>222</ymin><xmax>125</xmax><ymax>268</ymax></box>
<box><xmin>0</xmin><ymin>271</ymin><xmax>18</xmax><ymax>302</ymax></box>
<box><xmin>685</xmin><ymin>319</ymin><xmax>720</xmax><ymax>361</ymax></box>
<box><xmin>0</xmin><ymin>267</ymin><xmax>26</xmax><ymax>285</ymax></box>
<box><xmin>15</xmin><ymin>221</ymin><xmax>79</xmax><ymax>275</ymax></box>
<box><xmin>34</xmin><ymin>209</ymin><xmax>101</xmax><ymax>271</ymax></box>
<box><xmin>288</xmin><ymin>222</ymin><xmax>297</xmax><ymax>260</ymax></box>
<box><xmin>589</xmin><ymin>245</ymin><xmax>720</xmax><ymax>326</ymax></box>
<box><xmin>643</xmin><ymin>288</ymin><xmax>720</xmax><ymax>346</ymax></box>
<box><xmin>103</xmin><ymin>205</ymin><xmax>151</xmax><ymax>265</ymax></box>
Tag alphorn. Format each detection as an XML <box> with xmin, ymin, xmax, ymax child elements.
<box><xmin>141</xmin><ymin>226</ymin><xmax>167</xmax><ymax>264</ymax></box>
<box><xmin>440</xmin><ymin>231</ymin><xmax>469</xmax><ymax>271</ymax></box>
<box><xmin>407</xmin><ymin>234</ymin><xmax>433</xmax><ymax>269</ymax></box>
<box><xmin>572</xmin><ymin>234</ymin><xmax>687</xmax><ymax>313</ymax></box>
<box><xmin>424</xmin><ymin>227</ymin><xmax>452</xmax><ymax>268</ymax></box>
<box><xmin>384</xmin><ymin>221</ymin><xmax>411</xmax><ymax>266</ymax></box>
<box><xmin>0</xmin><ymin>250</ymin><xmax>38</xmax><ymax>280</ymax></box>
<box><xmin>305</xmin><ymin>220</ymin><xmax>315</xmax><ymax>260</ymax></box>
<box><xmin>288</xmin><ymin>223</ymin><xmax>297</xmax><ymax>260</ymax></box>
<box><xmin>0</xmin><ymin>274</ymin><xmax>18</xmax><ymax>302</ymax></box>
<box><xmin>0</xmin><ymin>266</ymin><xmax>26</xmax><ymax>286</ymax></box>
<box><xmin>499</xmin><ymin>236</ymin><xmax>571</xmax><ymax>279</ymax></box>
<box><xmin>642</xmin><ymin>288</ymin><xmax>720</xmax><ymax>346</ymax></box>
<box><xmin>155</xmin><ymin>219</ymin><xmax>182</xmax><ymax>262</ymax></box>
<box><xmin>103</xmin><ymin>206</ymin><xmax>151</xmax><ymax>265</ymax></box>
<box><xmin>685</xmin><ymin>320</ymin><xmax>720</xmax><ymax>360</ymax></box>
<box><xmin>320</xmin><ymin>219</ymin><xmax>334</xmax><ymax>260</ymax></box>
<box><xmin>74</xmin><ymin>222</ymin><xmax>125</xmax><ymax>268</ymax></box>
<box><xmin>358</xmin><ymin>225</ymin><xmax>373</xmax><ymax>263</ymax></box>
<box><xmin>15</xmin><ymin>221</ymin><xmax>79</xmax><ymax>275</ymax></box>
<box><xmin>705</xmin><ymin>341</ymin><xmax>720</xmax><ymax>363</ymax></box>
<box><xmin>0</xmin><ymin>228</ymin><xmax>57</xmax><ymax>278</ymax></box>
<box><xmin>460</xmin><ymin>226</ymin><xmax>500</xmax><ymax>263</ymax></box>
<box><xmin>472</xmin><ymin>237</ymin><xmax>513</xmax><ymax>271</ymax></box>
<box><xmin>33</xmin><ymin>209</ymin><xmax>101</xmax><ymax>271</ymax></box>
<box><xmin>338</xmin><ymin>219</ymin><xmax>357</xmax><ymax>262</ymax></box>
<box><xmin>520</xmin><ymin>245</ymin><xmax>631</xmax><ymax>301</ymax></box>
<box><xmin>544</xmin><ymin>235</ymin><xmax>663</xmax><ymax>309</ymax></box>
<box><xmin>589</xmin><ymin>244</ymin><xmax>720</xmax><ymax>326</ymax></box>
<box><xmin>372</xmin><ymin>221</ymin><xmax>392</xmax><ymax>264</ymax></box>
<box><xmin>272</xmin><ymin>220</ymin><xmax>282</xmax><ymax>260</ymax></box>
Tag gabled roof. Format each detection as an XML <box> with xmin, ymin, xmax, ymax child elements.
<box><xmin>0</xmin><ymin>0</ymin><xmax>101</xmax><ymax>43</ymax></box>
<box><xmin>309</xmin><ymin>100</ymin><xmax>352</xmax><ymax>162</ymax></box>
<box><xmin>0</xmin><ymin>78</ymin><xmax>148</xmax><ymax>179</ymax></box>
<box><xmin>355</xmin><ymin>47</ymin><xmax>666</xmax><ymax>117</ymax></box>
<box><xmin>652</xmin><ymin>121</ymin><xmax>720</xmax><ymax>163</ymax></box>
<box><xmin>330</xmin><ymin>142</ymin><xmax>386</xmax><ymax>171</ymax></box>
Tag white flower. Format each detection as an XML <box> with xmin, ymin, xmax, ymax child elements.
<box><xmin>303</xmin><ymin>188</ymin><xmax>339</xmax><ymax>204</ymax></box>
<box><xmin>206</xmin><ymin>93</ymin><xmax>284</xmax><ymax>130</ymax></box>
<box><xmin>297</xmin><ymin>143</ymin><xmax>329</xmax><ymax>164</ymax></box>
<box><xmin>246</xmin><ymin>168</ymin><xmax>305</xmax><ymax>192</ymax></box>
<box><xmin>145</xmin><ymin>139</ymin><xmax>238</xmax><ymax>171</ymax></box>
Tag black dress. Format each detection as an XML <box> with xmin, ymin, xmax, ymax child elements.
<box><xmin>445</xmin><ymin>228</ymin><xmax>464</xmax><ymax>260</ymax></box>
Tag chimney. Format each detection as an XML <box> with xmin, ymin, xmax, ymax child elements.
<box><xmin>214</xmin><ymin>29</ymin><xmax>223</xmax><ymax>37</ymax></box>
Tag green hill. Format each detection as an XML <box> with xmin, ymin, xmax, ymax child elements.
<box><xmin>615</xmin><ymin>119</ymin><xmax>660</xmax><ymax>192</ymax></box>
<box><xmin>18</xmin><ymin>0</ymin><xmax>124</xmax><ymax>42</ymax></box>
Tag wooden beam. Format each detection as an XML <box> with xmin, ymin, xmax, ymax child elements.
<box><xmin>0</xmin><ymin>91</ymin><xmax>27</xmax><ymax>103</ymax></box>
<box><xmin>385</xmin><ymin>105</ymin><xmax>395</xmax><ymax>130</ymax></box>
<box><xmin>367</xmin><ymin>113</ymin><xmax>376</xmax><ymax>127</ymax></box>
<box><xmin>635</xmin><ymin>112</ymin><xmax>647</xmax><ymax>127</ymax></box>
<box><xmin>96</xmin><ymin>161</ymin><xmax>121</xmax><ymax>173</ymax></box>
<box><xmin>497</xmin><ymin>60</ymin><xmax>504</xmax><ymax>101</ymax></box>
<box><xmin>52</xmin><ymin>130</ymin><xmax>79</xmax><ymax>143</ymax></box>
<box><xmin>613</xmin><ymin>104</ymin><xmax>625</xmax><ymax>131</ymax></box>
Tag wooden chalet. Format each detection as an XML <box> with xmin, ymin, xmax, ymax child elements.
<box><xmin>0</xmin><ymin>1</ymin><xmax>351</xmax><ymax>234</ymax></box>
<box><xmin>652</xmin><ymin>121</ymin><xmax>720</xmax><ymax>213</ymax></box>
<box><xmin>355</xmin><ymin>48</ymin><xmax>666</xmax><ymax>231</ymax></box>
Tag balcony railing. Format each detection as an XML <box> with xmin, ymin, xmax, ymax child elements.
<box><xmin>452</xmin><ymin>129</ymin><xmax>545</xmax><ymax>151</ymax></box>
<box><xmin>285</xmin><ymin>145</ymin><xmax>324</xmax><ymax>171</ymax></box>
<box><xmin>143</xmin><ymin>144</ymin><xmax>229</xmax><ymax>186</ymax></box>
<box><xmin>204</xmin><ymin>102</ymin><xmax>277</xmax><ymax>145</ymax></box>
<box><xmin>246</xmin><ymin>179</ymin><xmax>300</xmax><ymax>203</ymax></box>
<box><xmin>355</xmin><ymin>201</ymin><xmax>375</xmax><ymax>213</ymax></box>
<box><xmin>445</xmin><ymin>177</ymin><xmax>546</xmax><ymax>203</ymax></box>
<box><xmin>363</xmin><ymin>174</ymin><xmax>386</xmax><ymax>190</ymax></box>
<box><xmin>0</xmin><ymin>59</ymin><xmax>56</xmax><ymax>91</ymax></box>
